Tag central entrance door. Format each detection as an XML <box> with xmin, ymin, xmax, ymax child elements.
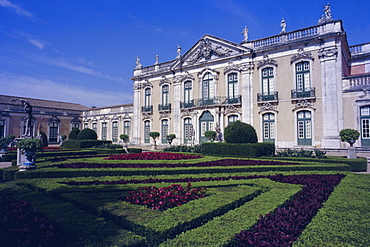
<box><xmin>199</xmin><ymin>111</ymin><xmax>214</xmax><ymax>143</ymax></box>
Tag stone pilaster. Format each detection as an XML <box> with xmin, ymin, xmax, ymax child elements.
<box><xmin>173</xmin><ymin>78</ymin><xmax>182</xmax><ymax>145</ymax></box>
<box><xmin>241</xmin><ymin>62</ymin><xmax>254</xmax><ymax>124</ymax></box>
<box><xmin>319</xmin><ymin>46</ymin><xmax>342</xmax><ymax>148</ymax></box>
<box><xmin>132</xmin><ymin>81</ymin><xmax>142</xmax><ymax>145</ymax></box>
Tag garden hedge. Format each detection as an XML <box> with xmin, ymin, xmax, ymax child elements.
<box><xmin>201</xmin><ymin>142</ymin><xmax>275</xmax><ymax>157</ymax></box>
<box><xmin>63</xmin><ymin>140</ymin><xmax>112</xmax><ymax>149</ymax></box>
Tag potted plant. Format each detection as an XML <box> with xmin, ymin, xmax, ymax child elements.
<box><xmin>339</xmin><ymin>129</ymin><xmax>360</xmax><ymax>159</ymax></box>
<box><xmin>17</xmin><ymin>138</ymin><xmax>42</xmax><ymax>170</ymax></box>
<box><xmin>120</xmin><ymin>134</ymin><xmax>129</xmax><ymax>153</ymax></box>
<box><xmin>149</xmin><ymin>132</ymin><xmax>160</xmax><ymax>150</ymax></box>
<box><xmin>166</xmin><ymin>134</ymin><xmax>176</xmax><ymax>145</ymax></box>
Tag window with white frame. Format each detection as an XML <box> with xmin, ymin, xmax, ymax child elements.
<box><xmin>228</xmin><ymin>73</ymin><xmax>238</xmax><ymax>100</ymax></box>
<box><xmin>184</xmin><ymin>81</ymin><xmax>193</xmax><ymax>105</ymax></box>
<box><xmin>228</xmin><ymin>115</ymin><xmax>239</xmax><ymax>125</ymax></box>
<box><xmin>144</xmin><ymin>120</ymin><xmax>150</xmax><ymax>143</ymax></box>
<box><xmin>184</xmin><ymin>118</ymin><xmax>192</xmax><ymax>144</ymax></box>
<box><xmin>202</xmin><ymin>73</ymin><xmax>214</xmax><ymax>103</ymax></box>
<box><xmin>92</xmin><ymin>122</ymin><xmax>97</xmax><ymax>132</ymax></box>
<box><xmin>123</xmin><ymin>121</ymin><xmax>130</xmax><ymax>137</ymax></box>
<box><xmin>297</xmin><ymin>110</ymin><xmax>312</xmax><ymax>145</ymax></box>
<box><xmin>262</xmin><ymin>67</ymin><xmax>274</xmax><ymax>95</ymax></box>
<box><xmin>101</xmin><ymin>122</ymin><xmax>107</xmax><ymax>140</ymax></box>
<box><xmin>112</xmin><ymin>121</ymin><xmax>118</xmax><ymax>142</ymax></box>
<box><xmin>360</xmin><ymin>106</ymin><xmax>370</xmax><ymax>146</ymax></box>
<box><xmin>296</xmin><ymin>62</ymin><xmax>310</xmax><ymax>92</ymax></box>
<box><xmin>162</xmin><ymin>85</ymin><xmax>169</xmax><ymax>106</ymax></box>
<box><xmin>161</xmin><ymin>119</ymin><xmax>169</xmax><ymax>143</ymax></box>
<box><xmin>262</xmin><ymin>113</ymin><xmax>275</xmax><ymax>143</ymax></box>
<box><xmin>144</xmin><ymin>88</ymin><xmax>151</xmax><ymax>107</ymax></box>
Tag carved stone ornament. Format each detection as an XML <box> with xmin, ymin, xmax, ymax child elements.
<box><xmin>224</xmin><ymin>105</ymin><xmax>241</xmax><ymax>115</ymax></box>
<box><xmin>142</xmin><ymin>112</ymin><xmax>152</xmax><ymax>121</ymax></box>
<box><xmin>142</xmin><ymin>80</ymin><xmax>153</xmax><ymax>88</ymax></box>
<box><xmin>224</xmin><ymin>61</ymin><xmax>241</xmax><ymax>73</ymax></box>
<box><xmin>100</xmin><ymin>115</ymin><xmax>109</xmax><ymax>121</ymax></box>
<box><xmin>292</xmin><ymin>99</ymin><xmax>316</xmax><ymax>111</ymax></box>
<box><xmin>159</xmin><ymin>111</ymin><xmax>170</xmax><ymax>119</ymax></box>
<box><xmin>198</xmin><ymin>66</ymin><xmax>220</xmax><ymax>81</ymax></box>
<box><xmin>186</xmin><ymin>39</ymin><xmax>233</xmax><ymax>65</ymax></box>
<box><xmin>159</xmin><ymin>76</ymin><xmax>171</xmax><ymax>86</ymax></box>
<box><xmin>318</xmin><ymin>47</ymin><xmax>338</xmax><ymax>60</ymax></box>
<box><xmin>181</xmin><ymin>109</ymin><xmax>194</xmax><ymax>118</ymax></box>
<box><xmin>123</xmin><ymin>114</ymin><xmax>131</xmax><ymax>119</ymax></box>
<box><xmin>259</xmin><ymin>102</ymin><xmax>278</xmax><ymax>113</ymax></box>
<box><xmin>174</xmin><ymin>71</ymin><xmax>194</xmax><ymax>84</ymax></box>
<box><xmin>241</xmin><ymin>62</ymin><xmax>255</xmax><ymax>72</ymax></box>
<box><xmin>257</xmin><ymin>55</ymin><xmax>278</xmax><ymax>70</ymax></box>
<box><xmin>290</xmin><ymin>48</ymin><xmax>313</xmax><ymax>64</ymax></box>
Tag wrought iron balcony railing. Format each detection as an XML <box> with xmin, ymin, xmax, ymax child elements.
<box><xmin>257</xmin><ymin>92</ymin><xmax>278</xmax><ymax>102</ymax></box>
<box><xmin>158</xmin><ymin>103</ymin><xmax>171</xmax><ymax>111</ymax></box>
<box><xmin>141</xmin><ymin>105</ymin><xmax>153</xmax><ymax>113</ymax></box>
<box><xmin>180</xmin><ymin>96</ymin><xmax>242</xmax><ymax>109</ymax></box>
<box><xmin>291</xmin><ymin>87</ymin><xmax>315</xmax><ymax>99</ymax></box>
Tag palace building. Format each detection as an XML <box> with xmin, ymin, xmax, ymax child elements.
<box><xmin>2</xmin><ymin>7</ymin><xmax>370</xmax><ymax>150</ymax></box>
<box><xmin>129</xmin><ymin>14</ymin><xmax>370</xmax><ymax>149</ymax></box>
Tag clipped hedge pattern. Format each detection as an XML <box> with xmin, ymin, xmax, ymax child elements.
<box><xmin>201</xmin><ymin>142</ymin><xmax>275</xmax><ymax>157</ymax></box>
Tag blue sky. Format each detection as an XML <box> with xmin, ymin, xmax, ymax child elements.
<box><xmin>1</xmin><ymin>0</ymin><xmax>369</xmax><ymax>107</ymax></box>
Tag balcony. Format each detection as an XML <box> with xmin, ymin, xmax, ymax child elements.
<box><xmin>291</xmin><ymin>88</ymin><xmax>315</xmax><ymax>99</ymax></box>
<box><xmin>180</xmin><ymin>100</ymin><xmax>195</xmax><ymax>109</ymax></box>
<box><xmin>158</xmin><ymin>103</ymin><xmax>171</xmax><ymax>111</ymax></box>
<box><xmin>180</xmin><ymin>96</ymin><xmax>242</xmax><ymax>109</ymax></box>
<box><xmin>257</xmin><ymin>92</ymin><xmax>278</xmax><ymax>102</ymax></box>
<box><xmin>141</xmin><ymin>105</ymin><xmax>153</xmax><ymax>113</ymax></box>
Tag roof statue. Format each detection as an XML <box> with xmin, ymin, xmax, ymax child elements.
<box><xmin>280</xmin><ymin>18</ymin><xmax>286</xmax><ymax>33</ymax></box>
<box><xmin>135</xmin><ymin>56</ymin><xmax>142</xmax><ymax>69</ymax></box>
<box><xmin>318</xmin><ymin>3</ymin><xmax>332</xmax><ymax>24</ymax></box>
<box><xmin>241</xmin><ymin>26</ymin><xmax>249</xmax><ymax>42</ymax></box>
<box><xmin>177</xmin><ymin>44</ymin><xmax>182</xmax><ymax>59</ymax></box>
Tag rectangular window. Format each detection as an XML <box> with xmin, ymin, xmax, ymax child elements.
<box><xmin>263</xmin><ymin>122</ymin><xmax>269</xmax><ymax>139</ymax></box>
<box><xmin>112</xmin><ymin>122</ymin><xmax>118</xmax><ymax>142</ymax></box>
<box><xmin>92</xmin><ymin>123</ymin><xmax>97</xmax><ymax>132</ymax></box>
<box><xmin>124</xmin><ymin>121</ymin><xmax>130</xmax><ymax>136</ymax></box>
<box><xmin>101</xmin><ymin>122</ymin><xmax>107</xmax><ymax>140</ymax></box>
<box><xmin>305</xmin><ymin>120</ymin><xmax>312</xmax><ymax>138</ymax></box>
<box><xmin>270</xmin><ymin>122</ymin><xmax>275</xmax><ymax>139</ymax></box>
<box><xmin>49</xmin><ymin>122</ymin><xmax>59</xmax><ymax>142</ymax></box>
<box><xmin>201</xmin><ymin>122</ymin><xmax>206</xmax><ymax>136</ymax></box>
<box><xmin>298</xmin><ymin>121</ymin><xmax>304</xmax><ymax>139</ymax></box>
<box><xmin>362</xmin><ymin>119</ymin><xmax>370</xmax><ymax>138</ymax></box>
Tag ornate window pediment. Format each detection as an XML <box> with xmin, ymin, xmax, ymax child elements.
<box><xmin>292</xmin><ymin>99</ymin><xmax>316</xmax><ymax>111</ymax></box>
<box><xmin>258</xmin><ymin>102</ymin><xmax>278</xmax><ymax>114</ymax></box>
<box><xmin>198</xmin><ymin>66</ymin><xmax>220</xmax><ymax>81</ymax></box>
<box><xmin>224</xmin><ymin>61</ymin><xmax>242</xmax><ymax>74</ymax></box>
<box><xmin>257</xmin><ymin>55</ymin><xmax>278</xmax><ymax>70</ymax></box>
<box><xmin>159</xmin><ymin>76</ymin><xmax>171</xmax><ymax>86</ymax></box>
<box><xmin>291</xmin><ymin>48</ymin><xmax>314</xmax><ymax>64</ymax></box>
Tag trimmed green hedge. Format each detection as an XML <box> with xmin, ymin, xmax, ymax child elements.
<box><xmin>1</xmin><ymin>153</ymin><xmax>17</xmax><ymax>162</ymax></box>
<box><xmin>63</xmin><ymin>140</ymin><xmax>112</xmax><ymax>149</ymax></box>
<box><xmin>265</xmin><ymin>156</ymin><xmax>367</xmax><ymax>172</ymax></box>
<box><xmin>201</xmin><ymin>142</ymin><xmax>275</xmax><ymax>157</ymax></box>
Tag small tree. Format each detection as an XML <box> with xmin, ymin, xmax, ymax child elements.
<box><xmin>339</xmin><ymin>129</ymin><xmax>360</xmax><ymax>146</ymax></box>
<box><xmin>224</xmin><ymin>120</ymin><xmax>257</xmax><ymax>144</ymax></box>
<box><xmin>149</xmin><ymin>132</ymin><xmax>160</xmax><ymax>149</ymax></box>
<box><xmin>166</xmin><ymin>134</ymin><xmax>176</xmax><ymax>145</ymax></box>
<box><xmin>68</xmin><ymin>128</ymin><xmax>80</xmax><ymax>140</ymax></box>
<box><xmin>204</xmin><ymin>131</ymin><xmax>217</xmax><ymax>142</ymax></box>
<box><xmin>77</xmin><ymin>128</ymin><xmax>98</xmax><ymax>140</ymax></box>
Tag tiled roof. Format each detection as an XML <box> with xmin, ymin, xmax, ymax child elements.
<box><xmin>0</xmin><ymin>94</ymin><xmax>91</xmax><ymax>111</ymax></box>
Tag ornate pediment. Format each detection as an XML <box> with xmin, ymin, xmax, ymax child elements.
<box><xmin>292</xmin><ymin>99</ymin><xmax>316</xmax><ymax>111</ymax></box>
<box><xmin>174</xmin><ymin>35</ymin><xmax>251</xmax><ymax>68</ymax></box>
<box><xmin>257</xmin><ymin>55</ymin><xmax>278</xmax><ymax>69</ymax></box>
<box><xmin>259</xmin><ymin>102</ymin><xmax>278</xmax><ymax>114</ymax></box>
<box><xmin>159</xmin><ymin>76</ymin><xmax>171</xmax><ymax>86</ymax></box>
<box><xmin>290</xmin><ymin>48</ymin><xmax>313</xmax><ymax>64</ymax></box>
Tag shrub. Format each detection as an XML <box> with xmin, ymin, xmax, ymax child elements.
<box><xmin>224</xmin><ymin>121</ymin><xmax>257</xmax><ymax>143</ymax></box>
<box><xmin>68</xmin><ymin>128</ymin><xmax>80</xmax><ymax>140</ymax></box>
<box><xmin>201</xmin><ymin>142</ymin><xmax>274</xmax><ymax>157</ymax></box>
<box><xmin>77</xmin><ymin>128</ymin><xmax>98</xmax><ymax>140</ymax></box>
<box><xmin>204</xmin><ymin>131</ymin><xmax>217</xmax><ymax>142</ymax></box>
<box><xmin>163</xmin><ymin>145</ymin><xmax>202</xmax><ymax>153</ymax></box>
<box><xmin>120</xmin><ymin>134</ymin><xmax>129</xmax><ymax>142</ymax></box>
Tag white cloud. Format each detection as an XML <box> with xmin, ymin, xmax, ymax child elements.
<box><xmin>41</xmin><ymin>58</ymin><xmax>124</xmax><ymax>82</ymax></box>
<box><xmin>0</xmin><ymin>72</ymin><xmax>132</xmax><ymax>107</ymax></box>
<box><xmin>7</xmin><ymin>31</ymin><xmax>47</xmax><ymax>49</ymax></box>
<box><xmin>0</xmin><ymin>0</ymin><xmax>34</xmax><ymax>20</ymax></box>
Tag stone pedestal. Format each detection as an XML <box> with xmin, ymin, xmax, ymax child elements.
<box><xmin>347</xmin><ymin>146</ymin><xmax>357</xmax><ymax>159</ymax></box>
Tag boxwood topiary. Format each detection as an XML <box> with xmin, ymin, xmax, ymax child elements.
<box><xmin>224</xmin><ymin>121</ymin><xmax>257</xmax><ymax>143</ymax></box>
<box><xmin>68</xmin><ymin>128</ymin><xmax>80</xmax><ymax>140</ymax></box>
<box><xmin>77</xmin><ymin>128</ymin><xmax>98</xmax><ymax>140</ymax></box>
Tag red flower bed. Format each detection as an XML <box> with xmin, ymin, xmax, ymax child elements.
<box><xmin>104</xmin><ymin>152</ymin><xmax>202</xmax><ymax>160</ymax></box>
<box><xmin>124</xmin><ymin>183</ymin><xmax>206</xmax><ymax>211</ymax></box>
<box><xmin>0</xmin><ymin>196</ymin><xmax>62</xmax><ymax>247</ymax></box>
<box><xmin>55</xmin><ymin>159</ymin><xmax>298</xmax><ymax>169</ymax></box>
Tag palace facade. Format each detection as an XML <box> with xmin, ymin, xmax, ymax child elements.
<box><xmin>130</xmin><ymin>17</ymin><xmax>370</xmax><ymax>149</ymax></box>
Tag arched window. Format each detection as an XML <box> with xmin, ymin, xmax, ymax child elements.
<box><xmin>144</xmin><ymin>120</ymin><xmax>151</xmax><ymax>143</ymax></box>
<box><xmin>293</xmin><ymin>61</ymin><xmax>314</xmax><ymax>98</ymax></box>
<box><xmin>227</xmin><ymin>73</ymin><xmax>239</xmax><ymax>103</ymax></box>
<box><xmin>202</xmin><ymin>73</ymin><xmax>214</xmax><ymax>105</ymax></box>
<box><xmin>228</xmin><ymin>115</ymin><xmax>239</xmax><ymax>125</ymax></box>
<box><xmin>48</xmin><ymin>115</ymin><xmax>60</xmax><ymax>143</ymax></box>
<box><xmin>262</xmin><ymin>113</ymin><xmax>275</xmax><ymax>143</ymax></box>
<box><xmin>297</xmin><ymin>110</ymin><xmax>312</xmax><ymax>145</ymax></box>
<box><xmin>161</xmin><ymin>119</ymin><xmax>169</xmax><ymax>143</ymax></box>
